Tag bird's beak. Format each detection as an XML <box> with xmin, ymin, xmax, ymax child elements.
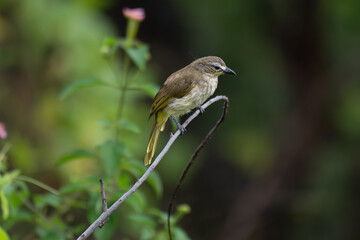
<box><xmin>223</xmin><ymin>67</ymin><xmax>236</xmax><ymax>75</ymax></box>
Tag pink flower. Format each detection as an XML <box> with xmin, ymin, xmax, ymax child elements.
<box><xmin>0</xmin><ymin>122</ymin><xmax>7</xmax><ymax>139</ymax></box>
<box><xmin>122</xmin><ymin>8</ymin><xmax>145</xmax><ymax>22</ymax></box>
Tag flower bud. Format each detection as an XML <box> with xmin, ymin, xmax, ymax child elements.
<box><xmin>122</xmin><ymin>8</ymin><xmax>145</xmax><ymax>22</ymax></box>
<box><xmin>122</xmin><ymin>8</ymin><xmax>146</xmax><ymax>47</ymax></box>
<box><xmin>177</xmin><ymin>204</ymin><xmax>191</xmax><ymax>214</ymax></box>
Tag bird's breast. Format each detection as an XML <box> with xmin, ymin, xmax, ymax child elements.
<box><xmin>164</xmin><ymin>76</ymin><xmax>218</xmax><ymax>116</ymax></box>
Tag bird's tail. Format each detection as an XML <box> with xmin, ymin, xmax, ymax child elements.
<box><xmin>144</xmin><ymin>112</ymin><xmax>168</xmax><ymax>166</ymax></box>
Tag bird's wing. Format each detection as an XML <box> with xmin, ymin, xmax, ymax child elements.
<box><xmin>149</xmin><ymin>71</ymin><xmax>196</xmax><ymax>118</ymax></box>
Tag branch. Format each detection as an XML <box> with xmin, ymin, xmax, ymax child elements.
<box><xmin>167</xmin><ymin>96</ymin><xmax>229</xmax><ymax>239</ymax></box>
<box><xmin>76</xmin><ymin>95</ymin><xmax>229</xmax><ymax>240</ymax></box>
<box><xmin>99</xmin><ymin>179</ymin><xmax>109</xmax><ymax>228</ymax></box>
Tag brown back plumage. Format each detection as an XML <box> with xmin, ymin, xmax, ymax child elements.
<box><xmin>149</xmin><ymin>56</ymin><xmax>226</xmax><ymax>119</ymax></box>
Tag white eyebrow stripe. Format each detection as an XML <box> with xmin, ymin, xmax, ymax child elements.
<box><xmin>211</xmin><ymin>62</ymin><xmax>224</xmax><ymax>69</ymax></box>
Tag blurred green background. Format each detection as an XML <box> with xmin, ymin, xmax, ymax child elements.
<box><xmin>1</xmin><ymin>0</ymin><xmax>360</xmax><ymax>239</ymax></box>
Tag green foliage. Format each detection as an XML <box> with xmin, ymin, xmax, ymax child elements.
<box><xmin>1</xmin><ymin>0</ymin><xmax>360</xmax><ymax>238</ymax></box>
<box><xmin>0</xmin><ymin>170</ymin><xmax>20</xmax><ymax>220</ymax></box>
<box><xmin>122</xmin><ymin>160</ymin><xmax>163</xmax><ymax>198</ymax></box>
<box><xmin>0</xmin><ymin>2</ymin><xmax>189</xmax><ymax>239</ymax></box>
<box><xmin>100</xmin><ymin>37</ymin><xmax>122</xmax><ymax>58</ymax></box>
<box><xmin>99</xmin><ymin>140</ymin><xmax>125</xmax><ymax>176</ymax></box>
<box><xmin>129</xmin><ymin>204</ymin><xmax>191</xmax><ymax>240</ymax></box>
<box><xmin>0</xmin><ymin>190</ymin><xmax>9</xmax><ymax>219</ymax></box>
<box><xmin>56</xmin><ymin>149</ymin><xmax>96</xmax><ymax>166</ymax></box>
<box><xmin>94</xmin><ymin>217</ymin><xmax>116</xmax><ymax>240</ymax></box>
<box><xmin>36</xmin><ymin>227</ymin><xmax>67</xmax><ymax>240</ymax></box>
<box><xmin>59</xmin><ymin>177</ymin><xmax>95</xmax><ymax>195</ymax></box>
<box><xmin>124</xmin><ymin>44</ymin><xmax>151</xmax><ymax>70</ymax></box>
<box><xmin>130</xmin><ymin>83</ymin><xmax>160</xmax><ymax>98</ymax></box>
<box><xmin>0</xmin><ymin>227</ymin><xmax>9</xmax><ymax>240</ymax></box>
<box><xmin>59</xmin><ymin>78</ymin><xmax>108</xmax><ymax>101</ymax></box>
<box><xmin>100</xmin><ymin>37</ymin><xmax>150</xmax><ymax>71</ymax></box>
<box><xmin>118</xmin><ymin>119</ymin><xmax>142</xmax><ymax>134</ymax></box>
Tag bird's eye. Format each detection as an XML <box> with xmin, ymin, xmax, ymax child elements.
<box><xmin>213</xmin><ymin>65</ymin><xmax>221</xmax><ymax>71</ymax></box>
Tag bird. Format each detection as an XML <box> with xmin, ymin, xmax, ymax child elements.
<box><xmin>144</xmin><ymin>56</ymin><xmax>236</xmax><ymax>166</ymax></box>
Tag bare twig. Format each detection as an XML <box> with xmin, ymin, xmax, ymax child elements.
<box><xmin>76</xmin><ymin>95</ymin><xmax>229</xmax><ymax>240</ymax></box>
<box><xmin>167</xmin><ymin>97</ymin><xmax>229</xmax><ymax>239</ymax></box>
<box><xmin>100</xmin><ymin>179</ymin><xmax>108</xmax><ymax>212</ymax></box>
<box><xmin>99</xmin><ymin>179</ymin><xmax>109</xmax><ymax>228</ymax></box>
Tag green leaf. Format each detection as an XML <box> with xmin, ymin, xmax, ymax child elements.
<box><xmin>147</xmin><ymin>172</ymin><xmax>163</xmax><ymax>197</ymax></box>
<box><xmin>124</xmin><ymin>44</ymin><xmax>150</xmax><ymax>70</ymax></box>
<box><xmin>125</xmin><ymin>190</ymin><xmax>146</xmax><ymax>213</ymax></box>
<box><xmin>72</xmin><ymin>224</ymin><xmax>87</xmax><ymax>235</ymax></box>
<box><xmin>133</xmin><ymin>190</ymin><xmax>146</xmax><ymax>210</ymax></box>
<box><xmin>33</xmin><ymin>193</ymin><xmax>60</xmax><ymax>209</ymax></box>
<box><xmin>59</xmin><ymin>78</ymin><xmax>106</xmax><ymax>100</ymax></box>
<box><xmin>36</xmin><ymin>227</ymin><xmax>66</xmax><ymax>240</ymax></box>
<box><xmin>148</xmin><ymin>208</ymin><xmax>168</xmax><ymax>223</ymax></box>
<box><xmin>130</xmin><ymin>83</ymin><xmax>160</xmax><ymax>98</ymax></box>
<box><xmin>59</xmin><ymin>181</ymin><xmax>91</xmax><ymax>194</ymax></box>
<box><xmin>99</xmin><ymin>140</ymin><xmax>125</xmax><ymax>176</ymax></box>
<box><xmin>3</xmin><ymin>206</ymin><xmax>32</xmax><ymax>228</ymax></box>
<box><xmin>129</xmin><ymin>214</ymin><xmax>156</xmax><ymax>229</ymax></box>
<box><xmin>118</xmin><ymin>119</ymin><xmax>141</xmax><ymax>133</ymax></box>
<box><xmin>0</xmin><ymin>170</ymin><xmax>20</xmax><ymax>186</ymax></box>
<box><xmin>0</xmin><ymin>190</ymin><xmax>9</xmax><ymax>219</ymax></box>
<box><xmin>147</xmin><ymin>171</ymin><xmax>163</xmax><ymax>198</ymax></box>
<box><xmin>97</xmin><ymin>118</ymin><xmax>115</xmax><ymax>130</ymax></box>
<box><xmin>94</xmin><ymin>216</ymin><xmax>116</xmax><ymax>240</ymax></box>
<box><xmin>100</xmin><ymin>37</ymin><xmax>120</xmax><ymax>58</ymax></box>
<box><xmin>0</xmin><ymin>226</ymin><xmax>10</xmax><ymax>240</ymax></box>
<box><xmin>103</xmin><ymin>37</ymin><xmax>118</xmax><ymax>47</ymax></box>
<box><xmin>117</xmin><ymin>173</ymin><xmax>131</xmax><ymax>189</ymax></box>
<box><xmin>56</xmin><ymin>149</ymin><xmax>96</xmax><ymax>166</ymax></box>
<box><xmin>123</xmin><ymin>161</ymin><xmax>163</xmax><ymax>198</ymax></box>
<box><xmin>173</xmin><ymin>227</ymin><xmax>191</xmax><ymax>240</ymax></box>
<box><xmin>87</xmin><ymin>193</ymin><xmax>102</xmax><ymax>222</ymax></box>
<box><xmin>140</xmin><ymin>227</ymin><xmax>156</xmax><ymax>240</ymax></box>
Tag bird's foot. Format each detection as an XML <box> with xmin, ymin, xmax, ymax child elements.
<box><xmin>177</xmin><ymin>124</ymin><xmax>186</xmax><ymax>135</ymax></box>
<box><xmin>197</xmin><ymin>105</ymin><xmax>205</xmax><ymax>114</ymax></box>
<box><xmin>170</xmin><ymin>115</ymin><xmax>186</xmax><ymax>135</ymax></box>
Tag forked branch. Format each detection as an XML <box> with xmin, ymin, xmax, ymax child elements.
<box><xmin>77</xmin><ymin>95</ymin><xmax>229</xmax><ymax>240</ymax></box>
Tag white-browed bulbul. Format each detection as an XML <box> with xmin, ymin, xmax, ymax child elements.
<box><xmin>144</xmin><ymin>56</ymin><xmax>236</xmax><ymax>165</ymax></box>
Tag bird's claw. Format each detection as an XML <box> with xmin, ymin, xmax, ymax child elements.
<box><xmin>170</xmin><ymin>115</ymin><xmax>186</xmax><ymax>135</ymax></box>
<box><xmin>197</xmin><ymin>106</ymin><xmax>205</xmax><ymax>114</ymax></box>
<box><xmin>178</xmin><ymin>124</ymin><xmax>186</xmax><ymax>135</ymax></box>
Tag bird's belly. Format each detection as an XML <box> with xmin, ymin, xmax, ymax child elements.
<box><xmin>164</xmin><ymin>77</ymin><xmax>218</xmax><ymax>116</ymax></box>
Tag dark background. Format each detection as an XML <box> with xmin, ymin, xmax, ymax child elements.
<box><xmin>1</xmin><ymin>0</ymin><xmax>360</xmax><ymax>239</ymax></box>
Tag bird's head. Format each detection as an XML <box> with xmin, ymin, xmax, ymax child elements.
<box><xmin>191</xmin><ymin>56</ymin><xmax>236</xmax><ymax>77</ymax></box>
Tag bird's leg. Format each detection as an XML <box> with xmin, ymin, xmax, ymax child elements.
<box><xmin>170</xmin><ymin>115</ymin><xmax>186</xmax><ymax>134</ymax></box>
<box><xmin>196</xmin><ymin>105</ymin><xmax>205</xmax><ymax>114</ymax></box>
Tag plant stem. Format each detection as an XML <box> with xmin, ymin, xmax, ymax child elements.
<box><xmin>16</xmin><ymin>175</ymin><xmax>59</xmax><ymax>195</ymax></box>
<box><xmin>115</xmin><ymin>55</ymin><xmax>131</xmax><ymax>138</ymax></box>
